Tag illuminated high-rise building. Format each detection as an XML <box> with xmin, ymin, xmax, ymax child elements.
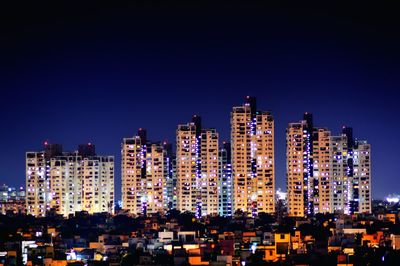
<box><xmin>26</xmin><ymin>143</ymin><xmax>114</xmax><ymax>217</ymax></box>
<box><xmin>121</xmin><ymin>129</ymin><xmax>170</xmax><ymax>215</ymax></box>
<box><xmin>163</xmin><ymin>142</ymin><xmax>176</xmax><ymax>210</ymax></box>
<box><xmin>231</xmin><ymin>97</ymin><xmax>275</xmax><ymax>215</ymax></box>
<box><xmin>176</xmin><ymin>116</ymin><xmax>219</xmax><ymax>216</ymax></box>
<box><xmin>253</xmin><ymin>109</ymin><xmax>275</xmax><ymax>214</ymax></box>
<box><xmin>330</xmin><ymin>134</ymin><xmax>350</xmax><ymax>214</ymax></box>
<box><xmin>218</xmin><ymin>141</ymin><xmax>233</xmax><ymax>216</ymax></box>
<box><xmin>199</xmin><ymin>128</ymin><xmax>219</xmax><ymax>216</ymax></box>
<box><xmin>26</xmin><ymin>151</ymin><xmax>50</xmax><ymax>217</ymax></box>
<box><xmin>287</xmin><ymin>116</ymin><xmax>372</xmax><ymax>217</ymax></box>
<box><xmin>121</xmin><ymin>135</ymin><xmax>144</xmax><ymax>214</ymax></box>
<box><xmin>176</xmin><ymin>123</ymin><xmax>197</xmax><ymax>213</ymax></box>
<box><xmin>26</xmin><ymin>143</ymin><xmax>62</xmax><ymax>217</ymax></box>
<box><xmin>354</xmin><ymin>140</ymin><xmax>371</xmax><ymax>213</ymax></box>
<box><xmin>286</xmin><ymin>119</ymin><xmax>310</xmax><ymax>217</ymax></box>
<box><xmin>81</xmin><ymin>155</ymin><xmax>114</xmax><ymax>214</ymax></box>
<box><xmin>330</xmin><ymin>127</ymin><xmax>372</xmax><ymax>214</ymax></box>
<box><xmin>49</xmin><ymin>153</ymin><xmax>82</xmax><ymax>216</ymax></box>
<box><xmin>144</xmin><ymin>143</ymin><xmax>167</xmax><ymax>214</ymax></box>
<box><xmin>342</xmin><ymin>127</ymin><xmax>356</xmax><ymax>214</ymax></box>
<box><xmin>312</xmin><ymin>128</ymin><xmax>331</xmax><ymax>213</ymax></box>
<box><xmin>286</xmin><ymin>114</ymin><xmax>327</xmax><ymax>217</ymax></box>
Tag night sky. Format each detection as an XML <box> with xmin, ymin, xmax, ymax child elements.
<box><xmin>1</xmin><ymin>2</ymin><xmax>399</xmax><ymax>200</ymax></box>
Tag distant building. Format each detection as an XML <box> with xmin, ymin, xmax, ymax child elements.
<box><xmin>312</xmin><ymin>127</ymin><xmax>332</xmax><ymax>214</ymax></box>
<box><xmin>121</xmin><ymin>129</ymin><xmax>171</xmax><ymax>215</ymax></box>
<box><xmin>176</xmin><ymin>115</ymin><xmax>220</xmax><ymax>216</ymax></box>
<box><xmin>0</xmin><ymin>184</ymin><xmax>25</xmax><ymax>201</ymax></box>
<box><xmin>330</xmin><ymin>134</ymin><xmax>350</xmax><ymax>214</ymax></box>
<box><xmin>218</xmin><ymin>142</ymin><xmax>233</xmax><ymax>216</ymax></box>
<box><xmin>121</xmin><ymin>135</ymin><xmax>143</xmax><ymax>215</ymax></box>
<box><xmin>199</xmin><ymin>128</ymin><xmax>219</xmax><ymax>216</ymax></box>
<box><xmin>286</xmin><ymin>115</ymin><xmax>371</xmax><ymax>217</ymax></box>
<box><xmin>144</xmin><ymin>142</ymin><xmax>168</xmax><ymax>214</ymax></box>
<box><xmin>330</xmin><ymin>128</ymin><xmax>371</xmax><ymax>214</ymax></box>
<box><xmin>176</xmin><ymin>122</ymin><xmax>197</xmax><ymax>214</ymax></box>
<box><xmin>176</xmin><ymin>116</ymin><xmax>219</xmax><ymax>217</ymax></box>
<box><xmin>0</xmin><ymin>184</ymin><xmax>25</xmax><ymax>214</ymax></box>
<box><xmin>26</xmin><ymin>150</ymin><xmax>51</xmax><ymax>217</ymax></box>
<box><xmin>286</xmin><ymin>115</ymin><xmax>312</xmax><ymax>217</ymax></box>
<box><xmin>80</xmin><ymin>155</ymin><xmax>114</xmax><ymax>214</ymax></box>
<box><xmin>26</xmin><ymin>143</ymin><xmax>114</xmax><ymax>217</ymax></box>
<box><xmin>231</xmin><ymin>96</ymin><xmax>275</xmax><ymax>215</ymax></box>
<box><xmin>163</xmin><ymin>142</ymin><xmax>177</xmax><ymax>210</ymax></box>
<box><xmin>353</xmin><ymin>140</ymin><xmax>371</xmax><ymax>213</ymax></box>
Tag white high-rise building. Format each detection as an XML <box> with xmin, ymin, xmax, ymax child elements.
<box><xmin>218</xmin><ymin>142</ymin><xmax>233</xmax><ymax>216</ymax></box>
<box><xmin>81</xmin><ymin>156</ymin><xmax>114</xmax><ymax>214</ymax></box>
<box><xmin>121</xmin><ymin>136</ymin><xmax>145</xmax><ymax>214</ymax></box>
<box><xmin>176</xmin><ymin>123</ymin><xmax>197</xmax><ymax>213</ymax></box>
<box><xmin>287</xmin><ymin>115</ymin><xmax>372</xmax><ymax>217</ymax></box>
<box><xmin>199</xmin><ymin>129</ymin><xmax>219</xmax><ymax>216</ymax></box>
<box><xmin>231</xmin><ymin>97</ymin><xmax>275</xmax><ymax>215</ymax></box>
<box><xmin>121</xmin><ymin>129</ymin><xmax>169</xmax><ymax>215</ymax></box>
<box><xmin>330</xmin><ymin>128</ymin><xmax>372</xmax><ymax>214</ymax></box>
<box><xmin>50</xmin><ymin>154</ymin><xmax>82</xmax><ymax>215</ymax></box>
<box><xmin>312</xmin><ymin>128</ymin><xmax>332</xmax><ymax>214</ymax></box>
<box><xmin>26</xmin><ymin>151</ymin><xmax>52</xmax><ymax>217</ymax></box>
<box><xmin>144</xmin><ymin>143</ymin><xmax>167</xmax><ymax>214</ymax></box>
<box><xmin>354</xmin><ymin>141</ymin><xmax>371</xmax><ymax>213</ymax></box>
<box><xmin>176</xmin><ymin>117</ymin><xmax>220</xmax><ymax>216</ymax></box>
<box><xmin>26</xmin><ymin>143</ymin><xmax>114</xmax><ymax>217</ymax></box>
<box><xmin>330</xmin><ymin>135</ymin><xmax>351</xmax><ymax>214</ymax></box>
<box><xmin>286</xmin><ymin>120</ymin><xmax>310</xmax><ymax>217</ymax></box>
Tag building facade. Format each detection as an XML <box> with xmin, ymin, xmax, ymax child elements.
<box><xmin>176</xmin><ymin>117</ymin><xmax>220</xmax><ymax>217</ymax></box>
<box><xmin>49</xmin><ymin>154</ymin><xmax>82</xmax><ymax>215</ymax></box>
<box><xmin>26</xmin><ymin>143</ymin><xmax>114</xmax><ymax>217</ymax></box>
<box><xmin>218</xmin><ymin>142</ymin><xmax>233</xmax><ymax>216</ymax></box>
<box><xmin>231</xmin><ymin>97</ymin><xmax>275</xmax><ymax>215</ymax></box>
<box><xmin>81</xmin><ymin>156</ymin><xmax>114</xmax><ymax>214</ymax></box>
<box><xmin>287</xmin><ymin>115</ymin><xmax>372</xmax><ymax>217</ymax></box>
<box><xmin>286</xmin><ymin>119</ymin><xmax>310</xmax><ymax>217</ymax></box>
<box><xmin>330</xmin><ymin>135</ymin><xmax>350</xmax><ymax>214</ymax></box>
<box><xmin>121</xmin><ymin>129</ymin><xmax>172</xmax><ymax>215</ymax></box>
<box><xmin>354</xmin><ymin>141</ymin><xmax>371</xmax><ymax>213</ymax></box>
<box><xmin>199</xmin><ymin>129</ymin><xmax>219</xmax><ymax>216</ymax></box>
<box><xmin>163</xmin><ymin>142</ymin><xmax>177</xmax><ymax>210</ymax></box>
<box><xmin>26</xmin><ymin>151</ymin><xmax>52</xmax><ymax>217</ymax></box>
<box><xmin>312</xmin><ymin>128</ymin><xmax>332</xmax><ymax>214</ymax></box>
<box><xmin>176</xmin><ymin>123</ymin><xmax>198</xmax><ymax>214</ymax></box>
<box><xmin>144</xmin><ymin>143</ymin><xmax>167</xmax><ymax>214</ymax></box>
<box><xmin>121</xmin><ymin>136</ymin><xmax>144</xmax><ymax>214</ymax></box>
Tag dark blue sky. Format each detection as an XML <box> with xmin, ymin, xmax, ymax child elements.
<box><xmin>1</xmin><ymin>2</ymin><xmax>399</xmax><ymax>200</ymax></box>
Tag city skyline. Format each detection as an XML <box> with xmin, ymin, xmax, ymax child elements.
<box><xmin>22</xmin><ymin>100</ymin><xmax>372</xmax><ymax>211</ymax></box>
<box><xmin>1</xmin><ymin>99</ymin><xmax>383</xmax><ymax>201</ymax></box>
<box><xmin>2</xmin><ymin>2</ymin><xmax>400</xmax><ymax>201</ymax></box>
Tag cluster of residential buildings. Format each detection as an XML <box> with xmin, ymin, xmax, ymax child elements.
<box><xmin>22</xmin><ymin>96</ymin><xmax>371</xmax><ymax>218</ymax></box>
<box><xmin>286</xmin><ymin>113</ymin><xmax>371</xmax><ymax>216</ymax></box>
<box><xmin>25</xmin><ymin>143</ymin><xmax>114</xmax><ymax>217</ymax></box>
<box><xmin>0</xmin><ymin>184</ymin><xmax>25</xmax><ymax>214</ymax></box>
